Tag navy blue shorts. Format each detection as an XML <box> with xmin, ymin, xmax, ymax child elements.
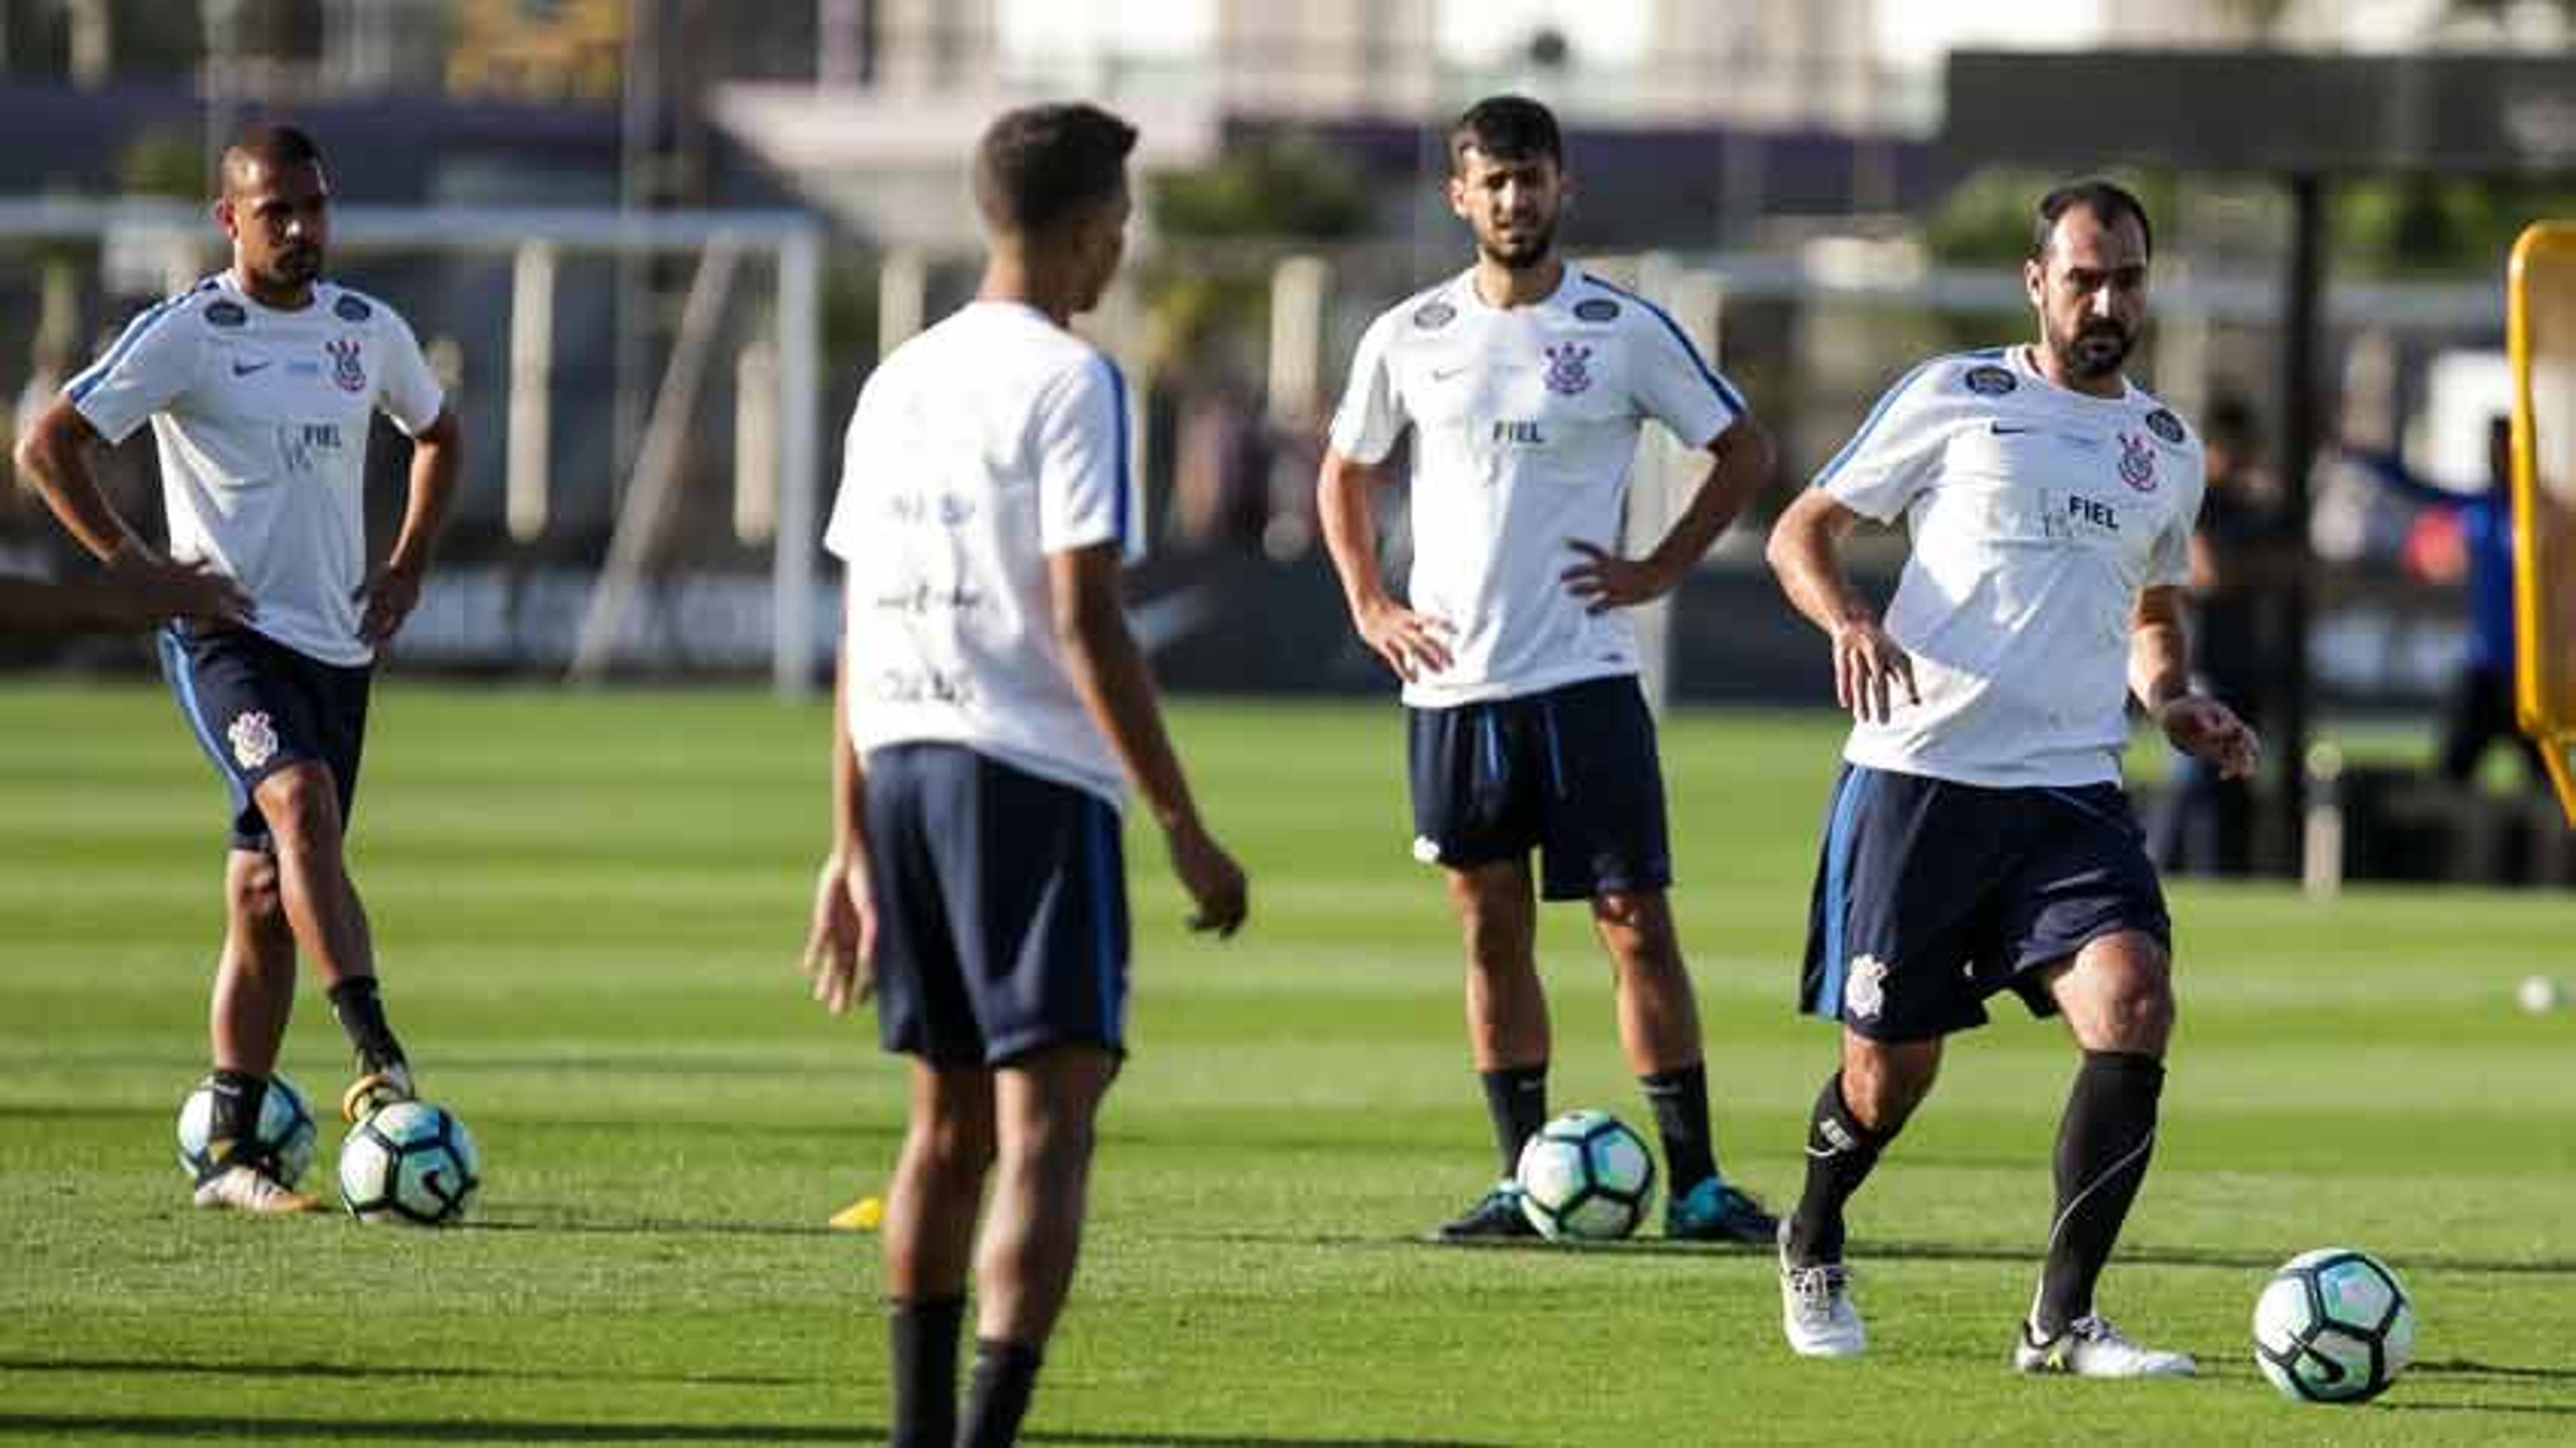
<box><xmin>865</xmin><ymin>743</ymin><xmax>1130</xmax><ymax>1067</ymax></box>
<box><xmin>157</xmin><ymin>624</ymin><xmax>372</xmax><ymax>852</ymax></box>
<box><xmin>1407</xmin><ymin>674</ymin><xmax>1671</xmax><ymax>902</ymax></box>
<box><xmin>1801</xmin><ymin>764</ymin><xmax>2171</xmax><ymax>1042</ymax></box>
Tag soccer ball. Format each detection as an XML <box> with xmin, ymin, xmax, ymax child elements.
<box><xmin>1515</xmin><ymin>1108</ymin><xmax>1656</xmax><ymax>1241</ymax></box>
<box><xmin>2253</xmin><ymin>1247</ymin><xmax>2416</xmax><ymax>1403</ymax></box>
<box><xmin>175</xmin><ymin>1073</ymin><xmax>315</xmax><ymax>1186</ymax></box>
<box><xmin>337</xmin><ymin>1100</ymin><xmax>481</xmax><ymax>1226</ymax></box>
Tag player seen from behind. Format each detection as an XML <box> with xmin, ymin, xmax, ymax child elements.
<box><xmin>800</xmin><ymin>102</ymin><xmax>1250</xmax><ymax>1448</ymax></box>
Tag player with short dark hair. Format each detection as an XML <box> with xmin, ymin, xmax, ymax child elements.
<box><xmin>1764</xmin><ymin>180</ymin><xmax>2256</xmax><ymax>1374</ymax></box>
<box><xmin>1318</xmin><ymin>94</ymin><xmax>1779</xmax><ymax>1244</ymax></box>
<box><xmin>15</xmin><ymin>121</ymin><xmax>462</xmax><ymax>1214</ymax></box>
<box><xmin>802</xmin><ymin>101</ymin><xmax>1248</xmax><ymax>1448</ymax></box>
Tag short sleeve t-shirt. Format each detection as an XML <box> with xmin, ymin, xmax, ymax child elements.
<box><xmin>1330</xmin><ymin>266</ymin><xmax>1745</xmax><ymax>708</ymax></box>
<box><xmin>68</xmin><ymin>273</ymin><xmax>445</xmax><ymax>666</ymax></box>
<box><xmin>823</xmin><ymin>302</ymin><xmax>1135</xmax><ymax>808</ymax></box>
<box><xmin>1816</xmin><ymin>346</ymin><xmax>2205</xmax><ymax>788</ymax></box>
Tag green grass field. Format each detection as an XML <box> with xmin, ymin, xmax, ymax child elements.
<box><xmin>3</xmin><ymin>683</ymin><xmax>2571</xmax><ymax>1447</ymax></box>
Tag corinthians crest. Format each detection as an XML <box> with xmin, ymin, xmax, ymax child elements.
<box><xmin>1541</xmin><ymin>342</ymin><xmax>1593</xmax><ymax>396</ymax></box>
<box><xmin>325</xmin><ymin>337</ymin><xmax>367</xmax><ymax>393</ymax></box>
<box><xmin>2116</xmin><ymin>432</ymin><xmax>2157</xmax><ymax>492</ymax></box>
<box><xmin>227</xmin><ymin>711</ymin><xmax>278</xmax><ymax>770</ymax></box>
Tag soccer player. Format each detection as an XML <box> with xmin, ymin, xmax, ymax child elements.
<box><xmin>800</xmin><ymin>103</ymin><xmax>1249</xmax><ymax>1448</ymax></box>
<box><xmin>1764</xmin><ymin>180</ymin><xmax>2258</xmax><ymax>1375</ymax></box>
<box><xmin>1317</xmin><ymin>95</ymin><xmax>1778</xmax><ymax>1243</ymax></box>
<box><xmin>15</xmin><ymin>123</ymin><xmax>460</xmax><ymax>1214</ymax></box>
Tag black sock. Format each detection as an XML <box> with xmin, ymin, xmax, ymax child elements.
<box><xmin>1477</xmin><ymin>1064</ymin><xmax>1549</xmax><ymax>1179</ymax></box>
<box><xmin>1786</xmin><ymin>1072</ymin><xmax>1888</xmax><ymax>1266</ymax></box>
<box><xmin>886</xmin><ymin>1296</ymin><xmax>963</xmax><ymax>1448</ymax></box>
<box><xmin>203</xmin><ymin>1069</ymin><xmax>268</xmax><ymax>1175</ymax></box>
<box><xmin>957</xmin><ymin>1337</ymin><xmax>1042</xmax><ymax>1448</ymax></box>
<box><xmin>327</xmin><ymin>977</ymin><xmax>407</xmax><ymax>1075</ymax></box>
<box><xmin>2034</xmin><ymin>1051</ymin><xmax>2165</xmax><ymax>1338</ymax></box>
<box><xmin>1638</xmin><ymin>1063</ymin><xmax>1718</xmax><ymax>1195</ymax></box>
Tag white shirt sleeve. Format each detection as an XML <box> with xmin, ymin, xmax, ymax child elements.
<box><xmin>1814</xmin><ymin>360</ymin><xmax>1956</xmax><ymax>523</ymax></box>
<box><xmin>1327</xmin><ymin>311</ymin><xmax>1406</xmax><ymax>464</ymax></box>
<box><xmin>1034</xmin><ymin>353</ymin><xmax>1130</xmax><ymax>556</ymax></box>
<box><xmin>372</xmin><ymin>309</ymin><xmax>446</xmax><ymax>436</ymax></box>
<box><xmin>65</xmin><ymin>298</ymin><xmax>204</xmax><ymax>446</ymax></box>
<box><xmin>1628</xmin><ymin>308</ymin><xmax>1742</xmax><ymax>449</ymax></box>
<box><xmin>2148</xmin><ymin>442</ymin><xmax>2205</xmax><ymax>589</ymax></box>
<box><xmin>821</xmin><ymin>380</ymin><xmax>878</xmax><ymax>564</ymax></box>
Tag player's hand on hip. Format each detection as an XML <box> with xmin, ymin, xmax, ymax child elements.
<box><xmin>1831</xmin><ymin>617</ymin><xmax>1918</xmax><ymax>723</ymax></box>
<box><xmin>1165</xmin><ymin>815</ymin><xmax>1248</xmax><ymax>939</ymax></box>
<box><xmin>802</xmin><ymin>851</ymin><xmax>876</xmax><ymax>1016</ymax></box>
<box><xmin>1560</xmin><ymin>539</ymin><xmax>1674</xmax><ymax>614</ymax></box>
<box><xmin>354</xmin><ymin>562</ymin><xmax>425</xmax><ymax>645</ymax></box>
<box><xmin>2158</xmin><ymin>695</ymin><xmax>2261</xmax><ymax>780</ymax></box>
<box><xmin>105</xmin><ymin>549</ymin><xmax>253</xmax><ymax>627</ymax></box>
<box><xmin>1353</xmin><ymin>594</ymin><xmax>1454</xmax><ymax>682</ymax></box>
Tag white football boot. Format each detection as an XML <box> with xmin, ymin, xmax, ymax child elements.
<box><xmin>2014</xmin><ymin>1314</ymin><xmax>2197</xmax><ymax>1378</ymax></box>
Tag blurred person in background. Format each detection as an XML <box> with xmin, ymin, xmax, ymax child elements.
<box><xmin>2341</xmin><ymin>415</ymin><xmax>2542</xmax><ymax>787</ymax></box>
<box><xmin>2146</xmin><ymin>394</ymin><xmax>2294</xmax><ymax>876</ymax></box>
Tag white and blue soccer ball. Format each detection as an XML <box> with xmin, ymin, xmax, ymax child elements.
<box><xmin>175</xmin><ymin>1072</ymin><xmax>315</xmax><ymax>1186</ymax></box>
<box><xmin>2253</xmin><ymin>1247</ymin><xmax>2416</xmax><ymax>1403</ymax></box>
<box><xmin>337</xmin><ymin>1100</ymin><xmax>481</xmax><ymax>1226</ymax></box>
<box><xmin>1515</xmin><ymin>1108</ymin><xmax>1656</xmax><ymax>1242</ymax></box>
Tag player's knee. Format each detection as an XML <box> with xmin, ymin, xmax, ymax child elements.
<box><xmin>912</xmin><ymin>1115</ymin><xmax>996</xmax><ymax>1180</ymax></box>
<box><xmin>2099</xmin><ymin>976</ymin><xmax>2176</xmax><ymax>1051</ymax></box>
<box><xmin>256</xmin><ymin>765</ymin><xmax>342</xmax><ymax>850</ymax></box>
<box><xmin>229</xmin><ymin>857</ymin><xmax>286</xmax><ymax>929</ymax></box>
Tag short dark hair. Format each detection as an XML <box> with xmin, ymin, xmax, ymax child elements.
<box><xmin>2031</xmin><ymin>178</ymin><xmax>2152</xmax><ymax>261</ymax></box>
<box><xmin>973</xmin><ymin>102</ymin><xmax>1138</xmax><ymax>235</ymax></box>
<box><xmin>220</xmin><ymin>122</ymin><xmax>325</xmax><ymax>195</ymax></box>
<box><xmin>1450</xmin><ymin>95</ymin><xmax>1562</xmax><ymax>173</ymax></box>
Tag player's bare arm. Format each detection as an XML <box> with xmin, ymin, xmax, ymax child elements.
<box><xmin>1764</xmin><ymin>486</ymin><xmax>1917</xmax><ymax>723</ymax></box>
<box><xmin>17</xmin><ymin>398</ymin><xmax>152</xmax><ymax>562</ymax></box>
<box><xmin>14</xmin><ymin>398</ymin><xmax>254</xmax><ymax>627</ymax></box>
<box><xmin>356</xmin><ymin>405</ymin><xmax>462</xmax><ymax>645</ymax></box>
<box><xmin>1562</xmin><ymin>417</ymin><xmax>1776</xmax><ymax>614</ymax></box>
<box><xmin>1318</xmin><ymin>445</ymin><xmax>1454</xmax><ymax>680</ymax></box>
<box><xmin>2132</xmin><ymin>583</ymin><xmax>2259</xmax><ymax>781</ymax></box>
<box><xmin>1050</xmin><ymin>541</ymin><xmax>1249</xmax><ymax>937</ymax></box>
<box><xmin>805</xmin><ymin>623</ymin><xmax>877</xmax><ymax>1016</ymax></box>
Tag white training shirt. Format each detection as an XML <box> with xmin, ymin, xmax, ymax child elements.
<box><xmin>824</xmin><ymin>301</ymin><xmax>1134</xmax><ymax>809</ymax></box>
<box><xmin>67</xmin><ymin>273</ymin><xmax>446</xmax><ymax>667</ymax></box>
<box><xmin>1330</xmin><ymin>265</ymin><xmax>1744</xmax><ymax>708</ymax></box>
<box><xmin>1817</xmin><ymin>345</ymin><xmax>2206</xmax><ymax>788</ymax></box>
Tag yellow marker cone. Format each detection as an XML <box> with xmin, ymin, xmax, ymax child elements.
<box><xmin>828</xmin><ymin>1194</ymin><xmax>883</xmax><ymax>1231</ymax></box>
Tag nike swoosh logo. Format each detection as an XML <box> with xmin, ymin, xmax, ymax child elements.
<box><xmin>231</xmin><ymin>360</ymin><xmax>272</xmax><ymax>376</ymax></box>
<box><xmin>1990</xmin><ymin>423</ymin><xmax>2033</xmax><ymax>434</ymax></box>
<box><xmin>1431</xmin><ymin>366</ymin><xmax>1468</xmax><ymax>381</ymax></box>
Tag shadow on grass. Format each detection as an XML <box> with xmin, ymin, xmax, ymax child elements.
<box><xmin>0</xmin><ymin>1355</ymin><xmax>806</xmax><ymax>1388</ymax></box>
<box><xmin>0</xmin><ymin>1415</ymin><xmax>1507</xmax><ymax>1447</ymax></box>
<box><xmin>1387</xmin><ymin>1234</ymin><xmax>2576</xmax><ymax>1278</ymax></box>
<box><xmin>462</xmin><ymin>1210</ymin><xmax>843</xmax><ymax>1241</ymax></box>
<box><xmin>2416</xmin><ymin>1357</ymin><xmax>2576</xmax><ymax>1384</ymax></box>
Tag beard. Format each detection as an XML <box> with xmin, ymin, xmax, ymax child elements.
<box><xmin>264</xmin><ymin>246</ymin><xmax>323</xmax><ymax>289</ymax></box>
<box><xmin>1479</xmin><ymin>216</ymin><xmax>1556</xmax><ymax>270</ymax></box>
<box><xmin>2053</xmin><ymin>317</ymin><xmax>2134</xmax><ymax>379</ymax></box>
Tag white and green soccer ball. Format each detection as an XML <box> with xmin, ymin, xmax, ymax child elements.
<box><xmin>337</xmin><ymin>1100</ymin><xmax>481</xmax><ymax>1226</ymax></box>
<box><xmin>175</xmin><ymin>1072</ymin><xmax>315</xmax><ymax>1186</ymax></box>
<box><xmin>1515</xmin><ymin>1108</ymin><xmax>1656</xmax><ymax>1242</ymax></box>
<box><xmin>2253</xmin><ymin>1247</ymin><xmax>2416</xmax><ymax>1403</ymax></box>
